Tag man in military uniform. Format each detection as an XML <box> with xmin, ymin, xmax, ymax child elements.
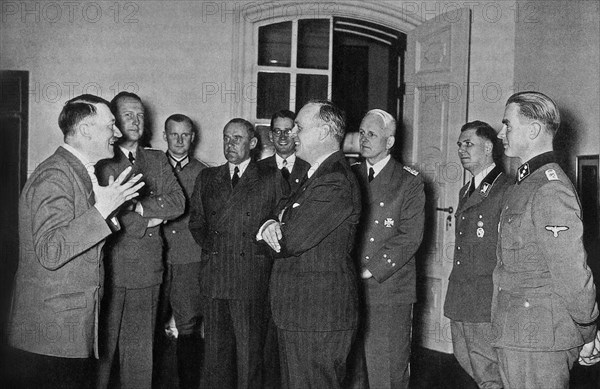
<box><xmin>493</xmin><ymin>91</ymin><xmax>598</xmax><ymax>388</ymax></box>
<box><xmin>444</xmin><ymin>120</ymin><xmax>510</xmax><ymax>388</ymax></box>
<box><xmin>95</xmin><ymin>92</ymin><xmax>185</xmax><ymax>388</ymax></box>
<box><xmin>352</xmin><ymin>109</ymin><xmax>425</xmax><ymax>389</ymax></box>
<box><xmin>259</xmin><ymin>110</ymin><xmax>310</xmax><ymax>194</ymax></box>
<box><xmin>160</xmin><ymin>114</ymin><xmax>207</xmax><ymax>388</ymax></box>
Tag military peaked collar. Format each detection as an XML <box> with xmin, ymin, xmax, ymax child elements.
<box><xmin>517</xmin><ymin>151</ymin><xmax>556</xmax><ymax>184</ymax></box>
<box><xmin>166</xmin><ymin>152</ymin><xmax>189</xmax><ymax>170</ymax></box>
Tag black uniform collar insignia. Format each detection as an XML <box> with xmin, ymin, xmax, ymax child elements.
<box><xmin>517</xmin><ymin>151</ymin><xmax>555</xmax><ymax>184</ymax></box>
<box><xmin>478</xmin><ymin>165</ymin><xmax>503</xmax><ymax>196</ymax></box>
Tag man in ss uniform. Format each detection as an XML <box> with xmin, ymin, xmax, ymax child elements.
<box><xmin>189</xmin><ymin>118</ymin><xmax>286</xmax><ymax>388</ymax></box>
<box><xmin>9</xmin><ymin>94</ymin><xmax>143</xmax><ymax>389</ymax></box>
<box><xmin>493</xmin><ymin>91</ymin><xmax>598</xmax><ymax>388</ymax></box>
<box><xmin>351</xmin><ymin>109</ymin><xmax>425</xmax><ymax>389</ymax></box>
<box><xmin>260</xmin><ymin>100</ymin><xmax>362</xmax><ymax>388</ymax></box>
<box><xmin>95</xmin><ymin>92</ymin><xmax>185</xmax><ymax>388</ymax></box>
<box><xmin>160</xmin><ymin>114</ymin><xmax>207</xmax><ymax>388</ymax></box>
<box><xmin>259</xmin><ymin>109</ymin><xmax>310</xmax><ymax>193</ymax></box>
<box><xmin>443</xmin><ymin>120</ymin><xmax>510</xmax><ymax>388</ymax></box>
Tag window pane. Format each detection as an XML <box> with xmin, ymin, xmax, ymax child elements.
<box><xmin>257</xmin><ymin>72</ymin><xmax>290</xmax><ymax>119</ymax></box>
<box><xmin>297</xmin><ymin>19</ymin><xmax>329</xmax><ymax>69</ymax></box>
<box><xmin>295</xmin><ymin>74</ymin><xmax>328</xmax><ymax>110</ymax></box>
<box><xmin>258</xmin><ymin>22</ymin><xmax>292</xmax><ymax>67</ymax></box>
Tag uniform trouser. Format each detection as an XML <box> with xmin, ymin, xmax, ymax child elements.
<box><xmin>200</xmin><ymin>297</ymin><xmax>267</xmax><ymax>389</ymax></box>
<box><xmin>277</xmin><ymin>328</ymin><xmax>356</xmax><ymax>389</ymax></box>
<box><xmin>362</xmin><ymin>303</ymin><xmax>413</xmax><ymax>389</ymax></box>
<box><xmin>450</xmin><ymin>320</ymin><xmax>502</xmax><ymax>389</ymax></box>
<box><xmin>496</xmin><ymin>347</ymin><xmax>579</xmax><ymax>389</ymax></box>
<box><xmin>160</xmin><ymin>262</ymin><xmax>203</xmax><ymax>335</ymax></box>
<box><xmin>96</xmin><ymin>284</ymin><xmax>160</xmax><ymax>389</ymax></box>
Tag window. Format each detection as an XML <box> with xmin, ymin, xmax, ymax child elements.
<box><xmin>255</xmin><ymin>18</ymin><xmax>333</xmax><ymax>120</ymax></box>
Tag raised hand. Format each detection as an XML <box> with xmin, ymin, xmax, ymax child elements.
<box><xmin>94</xmin><ymin>166</ymin><xmax>145</xmax><ymax>219</ymax></box>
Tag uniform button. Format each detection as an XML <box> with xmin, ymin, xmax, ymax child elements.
<box><xmin>392</xmin><ymin>263</ymin><xmax>396</xmax><ymax>267</ymax></box>
<box><xmin>505</xmin><ymin>206</ymin><xmax>509</xmax><ymax>210</ymax></box>
<box><xmin>456</xmin><ymin>261</ymin><xmax>460</xmax><ymax>265</ymax></box>
<box><xmin>158</xmin><ymin>197</ymin><xmax>162</xmax><ymax>201</ymax></box>
<box><xmin>370</xmin><ymin>238</ymin><xmax>374</xmax><ymax>242</ymax></box>
<box><xmin>457</xmin><ymin>246</ymin><xmax>461</xmax><ymax>250</ymax></box>
<box><xmin>212</xmin><ymin>251</ymin><xmax>218</xmax><ymax>255</ymax></box>
<box><xmin>459</xmin><ymin>231</ymin><xmax>463</xmax><ymax>235</ymax></box>
<box><xmin>498</xmin><ymin>287</ymin><xmax>502</xmax><ymax>291</ymax></box>
<box><xmin>479</xmin><ymin>215</ymin><xmax>483</xmax><ymax>219</ymax></box>
<box><xmin>387</xmin><ymin>259</ymin><xmax>391</xmax><ymax>263</ymax></box>
<box><xmin>149</xmin><ymin>233</ymin><xmax>153</xmax><ymax>237</ymax></box>
<box><xmin>379</xmin><ymin>202</ymin><xmax>384</xmax><ymax>207</ymax></box>
<box><xmin>172</xmin><ymin>230</ymin><xmax>176</xmax><ymax>234</ymax></box>
<box><xmin>365</xmin><ymin>256</ymin><xmax>370</xmax><ymax>260</ymax></box>
<box><xmin>160</xmin><ymin>204</ymin><xmax>164</xmax><ymax>208</ymax></box>
<box><xmin>150</xmin><ymin>191</ymin><xmax>155</xmax><ymax>195</ymax></box>
<box><xmin>383</xmin><ymin>254</ymin><xmax>387</xmax><ymax>258</ymax></box>
<box><xmin>374</xmin><ymin>220</ymin><xmax>379</xmax><ymax>224</ymax></box>
<box><xmin>214</xmin><ymin>230</ymin><xmax>219</xmax><ymax>235</ymax></box>
<box><xmin>240</xmin><ymin>252</ymin><xmax>245</xmax><ymax>257</ymax></box>
<box><xmin>246</xmin><ymin>212</ymin><xmax>251</xmax><ymax>216</ymax></box>
<box><xmin>524</xmin><ymin>301</ymin><xmax>530</xmax><ymax>308</ymax></box>
<box><xmin>461</xmin><ymin>216</ymin><xmax>465</xmax><ymax>220</ymax></box>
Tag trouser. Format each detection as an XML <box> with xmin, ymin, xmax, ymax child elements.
<box><xmin>96</xmin><ymin>284</ymin><xmax>160</xmax><ymax>389</ymax></box>
<box><xmin>451</xmin><ymin>320</ymin><xmax>502</xmax><ymax>389</ymax></box>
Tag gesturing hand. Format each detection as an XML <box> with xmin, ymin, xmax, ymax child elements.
<box><xmin>579</xmin><ymin>330</ymin><xmax>600</xmax><ymax>366</ymax></box>
<box><xmin>94</xmin><ymin>166</ymin><xmax>145</xmax><ymax>219</ymax></box>
<box><xmin>261</xmin><ymin>220</ymin><xmax>282</xmax><ymax>253</ymax></box>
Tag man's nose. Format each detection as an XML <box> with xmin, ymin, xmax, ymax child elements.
<box><xmin>114</xmin><ymin>126</ymin><xmax>122</xmax><ymax>138</ymax></box>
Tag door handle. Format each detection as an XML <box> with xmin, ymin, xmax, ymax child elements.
<box><xmin>436</xmin><ymin>206</ymin><xmax>454</xmax><ymax>230</ymax></box>
<box><xmin>436</xmin><ymin>206</ymin><xmax>453</xmax><ymax>214</ymax></box>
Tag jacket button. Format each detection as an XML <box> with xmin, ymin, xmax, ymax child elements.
<box><xmin>457</xmin><ymin>246</ymin><xmax>461</xmax><ymax>250</ymax></box>
<box><xmin>387</xmin><ymin>259</ymin><xmax>391</xmax><ymax>263</ymax></box>
<box><xmin>459</xmin><ymin>231</ymin><xmax>463</xmax><ymax>235</ymax></box>
<box><xmin>392</xmin><ymin>263</ymin><xmax>396</xmax><ymax>267</ymax></box>
<box><xmin>369</xmin><ymin>238</ymin><xmax>374</xmax><ymax>242</ymax></box>
<box><xmin>479</xmin><ymin>215</ymin><xmax>483</xmax><ymax>218</ymax></box>
<box><xmin>240</xmin><ymin>252</ymin><xmax>245</xmax><ymax>257</ymax></box>
<box><xmin>148</xmin><ymin>233</ymin><xmax>153</xmax><ymax>237</ymax></box>
<box><xmin>212</xmin><ymin>251</ymin><xmax>218</xmax><ymax>255</ymax></box>
<box><xmin>172</xmin><ymin>230</ymin><xmax>176</xmax><ymax>234</ymax></box>
<box><xmin>456</xmin><ymin>260</ymin><xmax>460</xmax><ymax>265</ymax></box>
<box><xmin>374</xmin><ymin>220</ymin><xmax>379</xmax><ymax>224</ymax></box>
<box><xmin>214</xmin><ymin>231</ymin><xmax>219</xmax><ymax>235</ymax></box>
<box><xmin>498</xmin><ymin>287</ymin><xmax>502</xmax><ymax>291</ymax></box>
<box><xmin>379</xmin><ymin>202</ymin><xmax>384</xmax><ymax>207</ymax></box>
<box><xmin>247</xmin><ymin>212</ymin><xmax>251</xmax><ymax>216</ymax></box>
<box><xmin>365</xmin><ymin>256</ymin><xmax>370</xmax><ymax>260</ymax></box>
<box><xmin>524</xmin><ymin>301</ymin><xmax>530</xmax><ymax>308</ymax></box>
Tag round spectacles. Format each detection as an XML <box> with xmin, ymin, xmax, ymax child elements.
<box><xmin>272</xmin><ymin>129</ymin><xmax>292</xmax><ymax>137</ymax></box>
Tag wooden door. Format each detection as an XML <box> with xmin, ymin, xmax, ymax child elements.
<box><xmin>403</xmin><ymin>9</ymin><xmax>471</xmax><ymax>353</ymax></box>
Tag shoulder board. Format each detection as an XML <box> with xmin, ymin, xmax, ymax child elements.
<box><xmin>144</xmin><ymin>147</ymin><xmax>161</xmax><ymax>151</ymax></box>
<box><xmin>403</xmin><ymin>166</ymin><xmax>419</xmax><ymax>176</ymax></box>
<box><xmin>351</xmin><ymin>161</ymin><xmax>363</xmax><ymax>167</ymax></box>
<box><xmin>545</xmin><ymin>169</ymin><xmax>559</xmax><ymax>181</ymax></box>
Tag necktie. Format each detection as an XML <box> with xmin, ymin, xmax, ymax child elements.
<box><xmin>468</xmin><ymin>177</ymin><xmax>476</xmax><ymax>196</ymax></box>
<box><xmin>128</xmin><ymin>151</ymin><xmax>135</xmax><ymax>164</ymax></box>
<box><xmin>175</xmin><ymin>161</ymin><xmax>182</xmax><ymax>172</ymax></box>
<box><xmin>368</xmin><ymin>167</ymin><xmax>375</xmax><ymax>183</ymax></box>
<box><xmin>281</xmin><ymin>159</ymin><xmax>290</xmax><ymax>180</ymax></box>
<box><xmin>231</xmin><ymin>166</ymin><xmax>240</xmax><ymax>188</ymax></box>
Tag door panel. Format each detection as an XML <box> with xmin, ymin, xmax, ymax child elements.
<box><xmin>404</xmin><ymin>9</ymin><xmax>471</xmax><ymax>353</ymax></box>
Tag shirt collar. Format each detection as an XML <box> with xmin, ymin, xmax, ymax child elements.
<box><xmin>61</xmin><ymin>143</ymin><xmax>97</xmax><ymax>181</ymax></box>
<box><xmin>119</xmin><ymin>145</ymin><xmax>136</xmax><ymax>158</ymax></box>
<box><xmin>229</xmin><ymin>157</ymin><xmax>251</xmax><ymax>178</ymax></box>
<box><xmin>275</xmin><ymin>153</ymin><xmax>296</xmax><ymax>170</ymax></box>
<box><xmin>366</xmin><ymin>155</ymin><xmax>391</xmax><ymax>179</ymax></box>
<box><xmin>473</xmin><ymin>163</ymin><xmax>496</xmax><ymax>188</ymax></box>
<box><xmin>167</xmin><ymin>152</ymin><xmax>190</xmax><ymax>170</ymax></box>
<box><xmin>307</xmin><ymin>150</ymin><xmax>336</xmax><ymax>178</ymax></box>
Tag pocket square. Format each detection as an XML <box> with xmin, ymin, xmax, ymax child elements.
<box><xmin>292</xmin><ymin>202</ymin><xmax>300</xmax><ymax>208</ymax></box>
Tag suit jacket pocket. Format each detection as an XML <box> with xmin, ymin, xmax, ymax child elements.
<box><xmin>44</xmin><ymin>292</ymin><xmax>87</xmax><ymax>313</ymax></box>
<box><xmin>499</xmin><ymin>292</ymin><xmax>555</xmax><ymax>350</ymax></box>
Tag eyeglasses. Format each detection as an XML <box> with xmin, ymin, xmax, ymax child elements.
<box><xmin>272</xmin><ymin>129</ymin><xmax>292</xmax><ymax>137</ymax></box>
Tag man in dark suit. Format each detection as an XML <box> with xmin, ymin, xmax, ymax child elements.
<box><xmin>95</xmin><ymin>92</ymin><xmax>185</xmax><ymax>388</ymax></box>
<box><xmin>493</xmin><ymin>91</ymin><xmax>598</xmax><ymax>388</ymax></box>
<box><xmin>352</xmin><ymin>109</ymin><xmax>425</xmax><ymax>389</ymax></box>
<box><xmin>260</xmin><ymin>100</ymin><xmax>362</xmax><ymax>388</ymax></box>
<box><xmin>160</xmin><ymin>114</ymin><xmax>206</xmax><ymax>388</ymax></box>
<box><xmin>259</xmin><ymin>109</ymin><xmax>310</xmax><ymax>193</ymax></box>
<box><xmin>8</xmin><ymin>94</ymin><xmax>144</xmax><ymax>389</ymax></box>
<box><xmin>443</xmin><ymin>120</ymin><xmax>510</xmax><ymax>389</ymax></box>
<box><xmin>189</xmin><ymin>118</ymin><xmax>286</xmax><ymax>388</ymax></box>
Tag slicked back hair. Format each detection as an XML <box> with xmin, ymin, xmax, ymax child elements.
<box><xmin>506</xmin><ymin>91</ymin><xmax>560</xmax><ymax>136</ymax></box>
<box><xmin>165</xmin><ymin>114</ymin><xmax>194</xmax><ymax>132</ymax></box>
<box><xmin>308</xmin><ymin>100</ymin><xmax>346</xmax><ymax>145</ymax></box>
<box><xmin>225</xmin><ymin>118</ymin><xmax>256</xmax><ymax>139</ymax></box>
<box><xmin>58</xmin><ymin>94</ymin><xmax>111</xmax><ymax>138</ymax></box>
<box><xmin>460</xmin><ymin>120</ymin><xmax>503</xmax><ymax>163</ymax></box>
<box><xmin>110</xmin><ymin>91</ymin><xmax>142</xmax><ymax>117</ymax></box>
<box><xmin>270</xmin><ymin>110</ymin><xmax>296</xmax><ymax>130</ymax></box>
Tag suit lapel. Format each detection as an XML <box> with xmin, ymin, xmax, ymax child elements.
<box><xmin>368</xmin><ymin>159</ymin><xmax>396</xmax><ymax>204</ymax></box>
<box><xmin>57</xmin><ymin>147</ymin><xmax>95</xmax><ymax>206</ymax></box>
<box><xmin>458</xmin><ymin>165</ymin><xmax>503</xmax><ymax>213</ymax></box>
<box><xmin>215</xmin><ymin>162</ymin><xmax>260</xmax><ymax>226</ymax></box>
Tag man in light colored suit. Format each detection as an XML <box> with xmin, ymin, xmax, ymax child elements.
<box><xmin>352</xmin><ymin>109</ymin><xmax>425</xmax><ymax>389</ymax></box>
<box><xmin>189</xmin><ymin>118</ymin><xmax>286</xmax><ymax>388</ymax></box>
<box><xmin>260</xmin><ymin>100</ymin><xmax>362</xmax><ymax>388</ymax></box>
<box><xmin>8</xmin><ymin>94</ymin><xmax>143</xmax><ymax>389</ymax></box>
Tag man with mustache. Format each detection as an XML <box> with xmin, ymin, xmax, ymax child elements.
<box><xmin>95</xmin><ymin>92</ymin><xmax>185</xmax><ymax>388</ymax></box>
<box><xmin>493</xmin><ymin>91</ymin><xmax>598</xmax><ymax>388</ymax></box>
<box><xmin>189</xmin><ymin>118</ymin><xmax>286</xmax><ymax>388</ymax></box>
<box><xmin>9</xmin><ymin>94</ymin><xmax>144</xmax><ymax>389</ymax></box>
<box><xmin>443</xmin><ymin>120</ymin><xmax>509</xmax><ymax>389</ymax></box>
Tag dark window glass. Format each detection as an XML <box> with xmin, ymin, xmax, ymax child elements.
<box><xmin>295</xmin><ymin>74</ymin><xmax>328</xmax><ymax>110</ymax></box>
<box><xmin>257</xmin><ymin>72</ymin><xmax>290</xmax><ymax>119</ymax></box>
<box><xmin>297</xmin><ymin>19</ymin><xmax>329</xmax><ymax>69</ymax></box>
<box><xmin>258</xmin><ymin>22</ymin><xmax>292</xmax><ymax>67</ymax></box>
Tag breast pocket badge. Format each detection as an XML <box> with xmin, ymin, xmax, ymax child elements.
<box><xmin>477</xmin><ymin>227</ymin><xmax>485</xmax><ymax>238</ymax></box>
<box><xmin>384</xmin><ymin>218</ymin><xmax>394</xmax><ymax>228</ymax></box>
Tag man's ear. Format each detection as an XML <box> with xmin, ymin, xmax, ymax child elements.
<box><xmin>163</xmin><ymin>131</ymin><xmax>167</xmax><ymax>142</ymax></box>
<box><xmin>318</xmin><ymin>124</ymin><xmax>330</xmax><ymax>141</ymax></box>
<box><xmin>78</xmin><ymin>121</ymin><xmax>92</xmax><ymax>139</ymax></box>
<box><xmin>484</xmin><ymin>140</ymin><xmax>493</xmax><ymax>155</ymax></box>
<box><xmin>249</xmin><ymin>137</ymin><xmax>258</xmax><ymax>150</ymax></box>
<box><xmin>529</xmin><ymin>121</ymin><xmax>542</xmax><ymax>140</ymax></box>
<box><xmin>386</xmin><ymin>135</ymin><xmax>396</xmax><ymax>150</ymax></box>
<box><xmin>268</xmin><ymin>131</ymin><xmax>274</xmax><ymax>144</ymax></box>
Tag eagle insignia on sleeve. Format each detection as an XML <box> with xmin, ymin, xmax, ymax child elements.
<box><xmin>545</xmin><ymin>225</ymin><xmax>569</xmax><ymax>237</ymax></box>
<box><xmin>403</xmin><ymin>166</ymin><xmax>419</xmax><ymax>176</ymax></box>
